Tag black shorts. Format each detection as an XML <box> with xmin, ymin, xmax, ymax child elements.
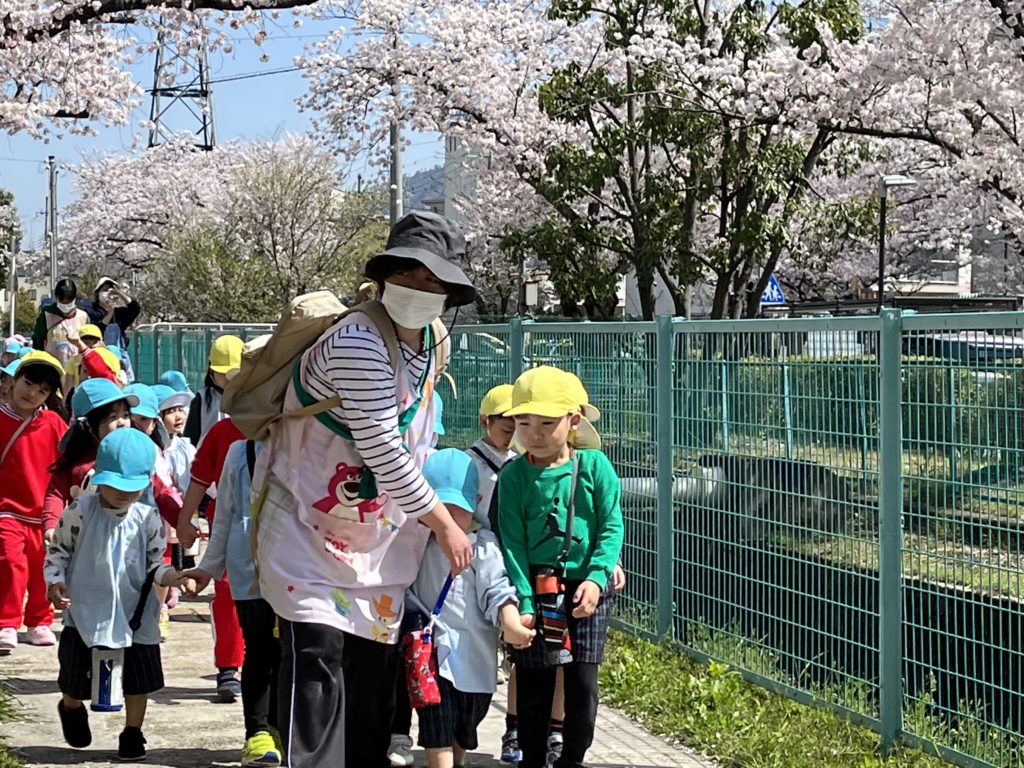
<box><xmin>57</xmin><ymin>626</ymin><xmax>164</xmax><ymax>701</ymax></box>
<box><xmin>416</xmin><ymin>676</ymin><xmax>492</xmax><ymax>750</ymax></box>
<box><xmin>510</xmin><ymin>579</ymin><xmax>614</xmax><ymax>669</ymax></box>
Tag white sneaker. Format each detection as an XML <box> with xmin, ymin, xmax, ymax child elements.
<box><xmin>387</xmin><ymin>734</ymin><xmax>414</xmax><ymax>767</ymax></box>
<box><xmin>26</xmin><ymin>625</ymin><xmax>57</xmax><ymax>646</ymax></box>
<box><xmin>0</xmin><ymin>627</ymin><xmax>17</xmax><ymax>653</ymax></box>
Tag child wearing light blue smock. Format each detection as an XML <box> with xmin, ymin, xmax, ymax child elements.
<box><xmin>44</xmin><ymin>428</ymin><xmax>188</xmax><ymax>762</ymax></box>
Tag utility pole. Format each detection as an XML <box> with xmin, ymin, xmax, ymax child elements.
<box><xmin>7</xmin><ymin>231</ymin><xmax>17</xmax><ymax>337</ymax></box>
<box><xmin>390</xmin><ymin>122</ymin><xmax>403</xmax><ymax>227</ymax></box>
<box><xmin>47</xmin><ymin>155</ymin><xmax>57</xmax><ymax>297</ymax></box>
<box><xmin>389</xmin><ymin>29</ymin><xmax>402</xmax><ymax>227</ymax></box>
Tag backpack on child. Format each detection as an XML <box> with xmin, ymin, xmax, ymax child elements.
<box><xmin>221</xmin><ymin>290</ymin><xmax>450</xmax><ymax>441</ymax></box>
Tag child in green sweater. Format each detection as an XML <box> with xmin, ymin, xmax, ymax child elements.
<box><xmin>496</xmin><ymin>366</ymin><xmax>623</xmax><ymax>768</ymax></box>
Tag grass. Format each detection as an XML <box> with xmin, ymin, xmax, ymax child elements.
<box><xmin>600</xmin><ymin>629</ymin><xmax>1023</xmax><ymax>768</ymax></box>
<box><xmin>0</xmin><ymin>682</ymin><xmax>21</xmax><ymax>768</ymax></box>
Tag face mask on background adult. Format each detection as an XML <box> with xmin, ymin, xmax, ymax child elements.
<box><xmin>56</xmin><ymin>301</ymin><xmax>76</xmax><ymax>314</ymax></box>
<box><xmin>382</xmin><ymin>282</ymin><xmax>447</xmax><ymax>329</ymax></box>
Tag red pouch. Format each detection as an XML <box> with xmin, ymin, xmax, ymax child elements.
<box><xmin>403</xmin><ymin>573</ymin><xmax>454</xmax><ymax>709</ymax></box>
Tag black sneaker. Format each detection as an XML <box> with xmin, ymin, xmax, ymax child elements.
<box><xmin>216</xmin><ymin>667</ymin><xmax>242</xmax><ymax>703</ymax></box>
<box><xmin>57</xmin><ymin>700</ymin><xmax>92</xmax><ymax>748</ymax></box>
<box><xmin>117</xmin><ymin>726</ymin><xmax>147</xmax><ymax>761</ymax></box>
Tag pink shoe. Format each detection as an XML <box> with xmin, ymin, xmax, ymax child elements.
<box><xmin>26</xmin><ymin>626</ymin><xmax>57</xmax><ymax>646</ymax></box>
<box><xmin>0</xmin><ymin>627</ymin><xmax>17</xmax><ymax>653</ymax></box>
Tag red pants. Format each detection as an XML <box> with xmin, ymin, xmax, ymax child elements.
<box><xmin>0</xmin><ymin>517</ymin><xmax>53</xmax><ymax>630</ymax></box>
<box><xmin>212</xmin><ymin>576</ymin><xmax>245</xmax><ymax>669</ymax></box>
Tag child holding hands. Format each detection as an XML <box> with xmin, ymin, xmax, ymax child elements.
<box><xmin>497</xmin><ymin>367</ymin><xmax>624</xmax><ymax>768</ymax></box>
<box><xmin>45</xmin><ymin>428</ymin><xmax>190</xmax><ymax>761</ymax></box>
<box><xmin>409</xmin><ymin>449</ymin><xmax>536</xmax><ymax>768</ymax></box>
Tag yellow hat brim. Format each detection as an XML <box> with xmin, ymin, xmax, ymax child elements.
<box><xmin>570</xmin><ymin>416</ymin><xmax>601</xmax><ymax>449</ymax></box>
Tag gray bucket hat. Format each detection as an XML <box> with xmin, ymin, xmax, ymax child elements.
<box><xmin>365</xmin><ymin>211</ymin><xmax>477</xmax><ymax>307</ymax></box>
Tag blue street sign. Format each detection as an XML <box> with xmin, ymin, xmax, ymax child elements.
<box><xmin>761</xmin><ymin>274</ymin><xmax>786</xmax><ymax>305</ymax></box>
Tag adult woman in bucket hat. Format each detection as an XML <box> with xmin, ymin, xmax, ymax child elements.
<box><xmin>255</xmin><ymin>211</ymin><xmax>476</xmax><ymax>768</ymax></box>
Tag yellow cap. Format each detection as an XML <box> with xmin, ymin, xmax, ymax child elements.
<box><xmin>209</xmin><ymin>335</ymin><xmax>244</xmax><ymax>374</ymax></box>
<box><xmin>505</xmin><ymin>366</ymin><xmax>602</xmax><ymax>449</ymax></box>
<box><xmin>79</xmin><ymin>324</ymin><xmax>103</xmax><ymax>340</ymax></box>
<box><xmin>563</xmin><ymin>371</ymin><xmax>600</xmax><ymax>422</ymax></box>
<box><xmin>479</xmin><ymin>384</ymin><xmax>514</xmax><ymax>417</ymax></box>
<box><xmin>505</xmin><ymin>366</ymin><xmax>580</xmax><ymax>418</ymax></box>
<box><xmin>94</xmin><ymin>347</ymin><xmax>122</xmax><ymax>375</ymax></box>
<box><xmin>18</xmin><ymin>350</ymin><xmax>65</xmax><ymax>381</ymax></box>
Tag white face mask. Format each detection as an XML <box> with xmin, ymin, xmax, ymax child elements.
<box><xmin>382</xmin><ymin>282</ymin><xmax>447</xmax><ymax>329</ymax></box>
<box><xmin>56</xmin><ymin>301</ymin><xmax>76</xmax><ymax>314</ymax></box>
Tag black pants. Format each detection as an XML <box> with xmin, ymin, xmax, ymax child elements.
<box><xmin>278</xmin><ymin>619</ymin><xmax>401</xmax><ymax>768</ymax></box>
<box><xmin>236</xmin><ymin>599</ymin><xmax>280</xmax><ymax>739</ymax></box>
<box><xmin>516</xmin><ymin>663</ymin><xmax>599</xmax><ymax>768</ymax></box>
<box><xmin>391</xmin><ymin>648</ymin><xmax>412</xmax><ymax>735</ymax></box>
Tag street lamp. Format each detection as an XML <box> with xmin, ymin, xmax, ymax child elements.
<box><xmin>877</xmin><ymin>174</ymin><xmax>918</xmax><ymax>314</ymax></box>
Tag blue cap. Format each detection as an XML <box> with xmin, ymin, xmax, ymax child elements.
<box><xmin>423</xmin><ymin>448</ymin><xmax>479</xmax><ymax>514</ymax></box>
<box><xmin>123</xmin><ymin>383</ymin><xmax>159</xmax><ymax>419</ymax></box>
<box><xmin>158</xmin><ymin>370</ymin><xmax>190</xmax><ymax>393</ymax></box>
<box><xmin>92</xmin><ymin>428</ymin><xmax>157</xmax><ymax>493</ymax></box>
<box><xmin>71</xmin><ymin>378</ymin><xmax>139</xmax><ymax>417</ymax></box>
<box><xmin>432</xmin><ymin>391</ymin><xmax>445</xmax><ymax>436</ymax></box>
<box><xmin>16</xmin><ymin>346</ymin><xmax>30</xmax><ymax>359</ymax></box>
<box><xmin>152</xmin><ymin>383</ymin><xmax>192</xmax><ymax>413</ymax></box>
<box><xmin>1</xmin><ymin>360</ymin><xmax>19</xmax><ymax>378</ymax></box>
<box><xmin>3</xmin><ymin>340</ymin><xmax>20</xmax><ymax>354</ymax></box>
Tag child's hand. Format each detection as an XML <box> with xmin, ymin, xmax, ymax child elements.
<box><xmin>571</xmin><ymin>580</ymin><xmax>601</xmax><ymax>618</ymax></box>
<box><xmin>48</xmin><ymin>583</ymin><xmax>70</xmax><ymax>609</ymax></box>
<box><xmin>520</xmin><ymin>613</ymin><xmax>536</xmax><ymax>630</ymax></box>
<box><xmin>502</xmin><ymin>616</ymin><xmax>536</xmax><ymax>649</ymax></box>
<box><xmin>612</xmin><ymin>564</ymin><xmax>626</xmax><ymax>592</ymax></box>
<box><xmin>160</xmin><ymin>569</ymin><xmax>190</xmax><ymax>589</ymax></box>
<box><xmin>44</xmin><ymin>528</ymin><xmax>55</xmax><ymax>546</ymax></box>
<box><xmin>181</xmin><ymin>568</ymin><xmax>212</xmax><ymax>595</ymax></box>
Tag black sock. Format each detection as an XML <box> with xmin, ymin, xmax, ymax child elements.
<box><xmin>505</xmin><ymin>714</ymin><xmax>518</xmax><ymax>730</ymax></box>
<box><xmin>549</xmin><ymin>717</ymin><xmax>563</xmax><ymax>735</ymax></box>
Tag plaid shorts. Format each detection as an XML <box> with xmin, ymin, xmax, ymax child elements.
<box><xmin>416</xmin><ymin>676</ymin><xmax>493</xmax><ymax>750</ymax></box>
<box><xmin>510</xmin><ymin>579</ymin><xmax>614</xmax><ymax>669</ymax></box>
<box><xmin>57</xmin><ymin>626</ymin><xmax>164</xmax><ymax>701</ymax></box>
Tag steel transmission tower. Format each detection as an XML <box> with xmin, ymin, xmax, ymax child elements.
<box><xmin>148</xmin><ymin>22</ymin><xmax>216</xmax><ymax>150</ymax></box>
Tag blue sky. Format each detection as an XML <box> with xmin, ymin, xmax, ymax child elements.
<box><xmin>0</xmin><ymin>17</ymin><xmax>442</xmax><ymax>249</ymax></box>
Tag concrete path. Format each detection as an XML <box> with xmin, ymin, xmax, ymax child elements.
<box><xmin>2</xmin><ymin>598</ymin><xmax>717</xmax><ymax>768</ymax></box>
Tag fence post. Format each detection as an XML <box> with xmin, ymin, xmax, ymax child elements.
<box><xmin>151</xmin><ymin>328</ymin><xmax>160</xmax><ymax>385</ymax></box>
<box><xmin>508</xmin><ymin>316</ymin><xmax>525</xmax><ymax>380</ymax></box>
<box><xmin>877</xmin><ymin>308</ymin><xmax>904</xmax><ymax>755</ymax></box>
<box><xmin>656</xmin><ymin>315</ymin><xmax>675</xmax><ymax>638</ymax></box>
<box><xmin>781</xmin><ymin>348</ymin><xmax>794</xmax><ymax>459</ymax></box>
<box><xmin>719</xmin><ymin>359</ymin><xmax>730</xmax><ymax>451</ymax></box>
<box><xmin>174</xmin><ymin>328</ymin><xmax>184</xmax><ymax>375</ymax></box>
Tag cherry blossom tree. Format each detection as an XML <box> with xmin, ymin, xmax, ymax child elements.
<box><xmin>61</xmin><ymin>135</ymin><xmax>388</xmax><ymax>321</ymax></box>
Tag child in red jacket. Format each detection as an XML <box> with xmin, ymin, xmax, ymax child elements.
<box><xmin>0</xmin><ymin>352</ymin><xmax>68</xmax><ymax>653</ymax></box>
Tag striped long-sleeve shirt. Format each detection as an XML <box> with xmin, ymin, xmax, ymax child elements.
<box><xmin>298</xmin><ymin>322</ymin><xmax>440</xmax><ymax>519</ymax></box>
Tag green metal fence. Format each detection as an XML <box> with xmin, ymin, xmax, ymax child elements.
<box><xmin>128</xmin><ymin>323</ymin><xmax>274</xmax><ymax>390</ymax></box>
<box><xmin>135</xmin><ymin>310</ymin><xmax>1024</xmax><ymax>767</ymax></box>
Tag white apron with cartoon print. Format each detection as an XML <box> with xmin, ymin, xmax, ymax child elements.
<box><xmin>255</xmin><ymin>317</ymin><xmax>436</xmax><ymax>644</ymax></box>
